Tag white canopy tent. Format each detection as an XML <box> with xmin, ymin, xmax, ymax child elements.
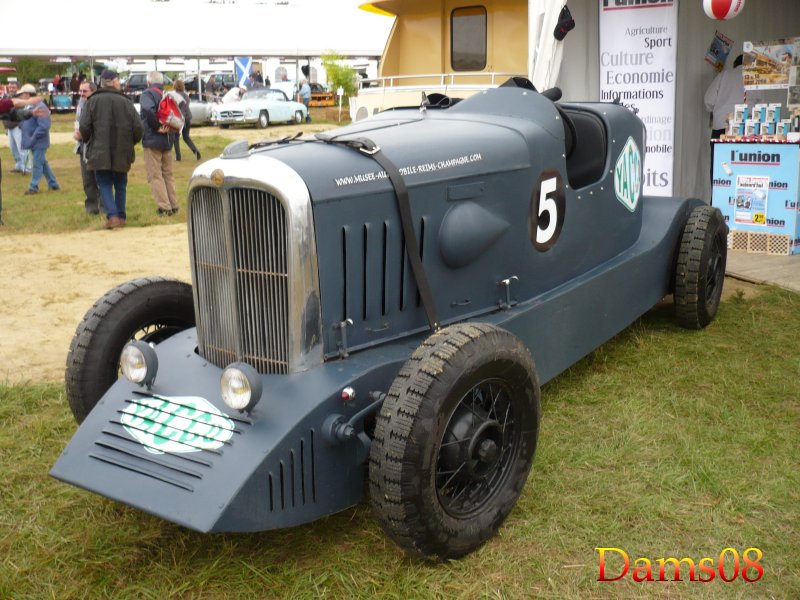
<box><xmin>527</xmin><ymin>0</ymin><xmax>567</xmax><ymax>92</ymax></box>
<box><xmin>0</xmin><ymin>0</ymin><xmax>393</xmax><ymax>60</ymax></box>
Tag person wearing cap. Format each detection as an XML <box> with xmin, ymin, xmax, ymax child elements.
<box><xmin>0</xmin><ymin>87</ymin><xmax>43</xmax><ymax>220</ymax></box>
<box><xmin>79</xmin><ymin>70</ymin><xmax>143</xmax><ymax>229</ymax></box>
<box><xmin>18</xmin><ymin>83</ymin><xmax>60</xmax><ymax>195</ymax></box>
<box><xmin>3</xmin><ymin>81</ymin><xmax>30</xmax><ymax>175</ymax></box>
<box><xmin>140</xmin><ymin>71</ymin><xmax>179</xmax><ymax>216</ymax></box>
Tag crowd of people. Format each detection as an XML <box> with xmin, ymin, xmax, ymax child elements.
<box><xmin>2</xmin><ymin>70</ymin><xmax>203</xmax><ymax>230</ymax></box>
<box><xmin>2</xmin><ymin>68</ymin><xmax>316</xmax><ymax>229</ymax></box>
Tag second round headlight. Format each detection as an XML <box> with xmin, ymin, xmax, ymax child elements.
<box><xmin>221</xmin><ymin>362</ymin><xmax>263</xmax><ymax>413</ymax></box>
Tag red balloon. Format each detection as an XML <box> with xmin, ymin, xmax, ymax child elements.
<box><xmin>703</xmin><ymin>0</ymin><xmax>746</xmax><ymax>20</ymax></box>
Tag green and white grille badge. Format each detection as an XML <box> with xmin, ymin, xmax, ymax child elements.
<box><xmin>121</xmin><ymin>395</ymin><xmax>235</xmax><ymax>454</ymax></box>
<box><xmin>614</xmin><ymin>137</ymin><xmax>642</xmax><ymax>212</ymax></box>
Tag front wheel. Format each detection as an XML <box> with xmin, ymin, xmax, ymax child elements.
<box><xmin>64</xmin><ymin>277</ymin><xmax>195</xmax><ymax>423</ymax></box>
<box><xmin>293</xmin><ymin>110</ymin><xmax>303</xmax><ymax>124</ymax></box>
<box><xmin>369</xmin><ymin>323</ymin><xmax>541</xmax><ymax>560</ymax></box>
<box><xmin>257</xmin><ymin>110</ymin><xmax>269</xmax><ymax>129</ymax></box>
<box><xmin>674</xmin><ymin>205</ymin><xmax>727</xmax><ymax>329</ymax></box>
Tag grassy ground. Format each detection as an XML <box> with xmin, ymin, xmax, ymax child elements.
<box><xmin>1</xmin><ymin>288</ymin><xmax>798</xmax><ymax>599</ymax></box>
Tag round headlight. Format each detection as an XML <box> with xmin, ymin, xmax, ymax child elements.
<box><xmin>245</xmin><ymin>108</ymin><xmax>253</xmax><ymax>117</ymax></box>
<box><xmin>221</xmin><ymin>362</ymin><xmax>263</xmax><ymax>413</ymax></box>
<box><xmin>121</xmin><ymin>341</ymin><xmax>159</xmax><ymax>388</ymax></box>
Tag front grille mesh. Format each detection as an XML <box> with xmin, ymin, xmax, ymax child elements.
<box><xmin>190</xmin><ymin>186</ymin><xmax>290</xmax><ymax>374</ymax></box>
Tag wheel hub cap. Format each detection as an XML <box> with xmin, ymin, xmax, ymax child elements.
<box><xmin>436</xmin><ymin>378</ymin><xmax>518</xmax><ymax>517</ymax></box>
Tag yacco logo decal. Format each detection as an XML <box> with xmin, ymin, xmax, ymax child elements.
<box><xmin>614</xmin><ymin>137</ymin><xmax>642</xmax><ymax>212</ymax></box>
<box><xmin>121</xmin><ymin>396</ymin><xmax>235</xmax><ymax>455</ymax></box>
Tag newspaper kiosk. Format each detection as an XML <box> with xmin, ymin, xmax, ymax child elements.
<box><xmin>711</xmin><ymin>140</ymin><xmax>800</xmax><ymax>255</ymax></box>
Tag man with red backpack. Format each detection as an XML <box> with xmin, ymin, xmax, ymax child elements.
<box><xmin>140</xmin><ymin>71</ymin><xmax>179</xmax><ymax>216</ymax></box>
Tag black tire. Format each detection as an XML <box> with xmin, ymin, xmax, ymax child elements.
<box><xmin>293</xmin><ymin>110</ymin><xmax>303</xmax><ymax>124</ymax></box>
<box><xmin>674</xmin><ymin>205</ymin><xmax>727</xmax><ymax>329</ymax></box>
<box><xmin>369</xmin><ymin>323</ymin><xmax>541</xmax><ymax>560</ymax></box>
<box><xmin>64</xmin><ymin>277</ymin><xmax>195</xmax><ymax>424</ymax></box>
<box><xmin>257</xmin><ymin>110</ymin><xmax>269</xmax><ymax>129</ymax></box>
<box><xmin>220</xmin><ymin>124</ymin><xmax>230</xmax><ymax>129</ymax></box>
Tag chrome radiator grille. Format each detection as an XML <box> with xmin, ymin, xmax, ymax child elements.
<box><xmin>189</xmin><ymin>186</ymin><xmax>289</xmax><ymax>374</ymax></box>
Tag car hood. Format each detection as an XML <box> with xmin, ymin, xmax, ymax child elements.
<box><xmin>213</xmin><ymin>99</ymin><xmax>261</xmax><ymax>112</ymax></box>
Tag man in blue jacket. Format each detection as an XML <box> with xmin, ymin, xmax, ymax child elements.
<box><xmin>18</xmin><ymin>84</ymin><xmax>60</xmax><ymax>195</ymax></box>
<box><xmin>140</xmin><ymin>71</ymin><xmax>178</xmax><ymax>216</ymax></box>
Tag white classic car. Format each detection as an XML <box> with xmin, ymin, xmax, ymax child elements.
<box><xmin>209</xmin><ymin>88</ymin><xmax>307</xmax><ymax>128</ymax></box>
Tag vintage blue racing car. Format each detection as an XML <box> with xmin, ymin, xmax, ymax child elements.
<box><xmin>52</xmin><ymin>78</ymin><xmax>727</xmax><ymax>561</ymax></box>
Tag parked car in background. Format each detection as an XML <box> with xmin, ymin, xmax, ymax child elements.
<box><xmin>187</xmin><ymin>96</ymin><xmax>219</xmax><ymax>126</ymax></box>
<box><xmin>207</xmin><ymin>72</ymin><xmax>238</xmax><ymax>92</ymax></box>
<box><xmin>123</xmin><ymin>73</ymin><xmax>174</xmax><ymax>97</ymax></box>
<box><xmin>49</xmin><ymin>92</ymin><xmax>75</xmax><ymax>112</ymax></box>
<box><xmin>309</xmin><ymin>82</ymin><xmax>334</xmax><ymax>107</ymax></box>
<box><xmin>209</xmin><ymin>88</ymin><xmax>306</xmax><ymax>128</ymax></box>
<box><xmin>185</xmin><ymin>72</ymin><xmax>238</xmax><ymax>96</ymax></box>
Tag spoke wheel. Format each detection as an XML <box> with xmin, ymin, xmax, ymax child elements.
<box><xmin>436</xmin><ymin>377</ymin><xmax>520</xmax><ymax>518</ymax></box>
<box><xmin>370</xmin><ymin>323</ymin><xmax>541</xmax><ymax>561</ymax></box>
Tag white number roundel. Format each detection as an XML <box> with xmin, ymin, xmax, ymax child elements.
<box><xmin>703</xmin><ymin>0</ymin><xmax>745</xmax><ymax>20</ymax></box>
<box><xmin>529</xmin><ymin>170</ymin><xmax>565</xmax><ymax>252</ymax></box>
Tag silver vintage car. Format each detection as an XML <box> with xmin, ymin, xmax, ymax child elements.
<box><xmin>209</xmin><ymin>88</ymin><xmax>307</xmax><ymax>128</ymax></box>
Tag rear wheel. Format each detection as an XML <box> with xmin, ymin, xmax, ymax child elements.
<box><xmin>674</xmin><ymin>205</ymin><xmax>727</xmax><ymax>329</ymax></box>
<box><xmin>257</xmin><ymin>110</ymin><xmax>269</xmax><ymax>129</ymax></box>
<box><xmin>64</xmin><ymin>277</ymin><xmax>195</xmax><ymax>423</ymax></box>
<box><xmin>369</xmin><ymin>323</ymin><xmax>541</xmax><ymax>560</ymax></box>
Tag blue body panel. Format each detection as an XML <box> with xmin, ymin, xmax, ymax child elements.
<box><xmin>51</xmin><ymin>85</ymin><xmax>703</xmax><ymax>532</ymax></box>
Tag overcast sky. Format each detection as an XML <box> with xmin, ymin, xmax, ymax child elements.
<box><xmin>0</xmin><ymin>0</ymin><xmax>394</xmax><ymax>59</ymax></box>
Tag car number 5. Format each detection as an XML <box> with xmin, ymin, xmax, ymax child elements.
<box><xmin>529</xmin><ymin>169</ymin><xmax>565</xmax><ymax>252</ymax></box>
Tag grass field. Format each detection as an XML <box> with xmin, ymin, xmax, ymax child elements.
<box><xmin>1</xmin><ymin>113</ymin><xmax>798</xmax><ymax>599</ymax></box>
<box><xmin>1</xmin><ymin>288</ymin><xmax>798</xmax><ymax>599</ymax></box>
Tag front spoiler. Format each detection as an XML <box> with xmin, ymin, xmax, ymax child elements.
<box><xmin>50</xmin><ymin>329</ymin><xmax>410</xmax><ymax>532</ymax></box>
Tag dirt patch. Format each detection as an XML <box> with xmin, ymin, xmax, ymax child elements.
<box><xmin>0</xmin><ymin>224</ymin><xmax>190</xmax><ymax>384</ymax></box>
<box><xmin>721</xmin><ymin>277</ymin><xmax>763</xmax><ymax>301</ymax></box>
<box><xmin>0</xmin><ymin>223</ymin><xmax>765</xmax><ymax>385</ymax></box>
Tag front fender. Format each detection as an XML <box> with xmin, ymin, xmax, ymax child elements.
<box><xmin>50</xmin><ymin>328</ymin><xmax>414</xmax><ymax>532</ymax></box>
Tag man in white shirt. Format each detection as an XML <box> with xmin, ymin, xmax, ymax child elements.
<box><xmin>222</xmin><ymin>86</ymin><xmax>245</xmax><ymax>104</ymax></box>
<box><xmin>704</xmin><ymin>54</ymin><xmax>745</xmax><ymax>139</ymax></box>
<box><xmin>704</xmin><ymin>54</ymin><xmax>745</xmax><ymax>181</ymax></box>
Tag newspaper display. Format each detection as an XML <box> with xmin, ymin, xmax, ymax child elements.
<box><xmin>788</xmin><ymin>39</ymin><xmax>800</xmax><ymax>108</ymax></box>
<box><xmin>705</xmin><ymin>30</ymin><xmax>733</xmax><ymax>72</ymax></box>
<box><xmin>743</xmin><ymin>38</ymin><xmax>798</xmax><ymax>90</ymax></box>
<box><xmin>734</xmin><ymin>175</ymin><xmax>769</xmax><ymax>226</ymax></box>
